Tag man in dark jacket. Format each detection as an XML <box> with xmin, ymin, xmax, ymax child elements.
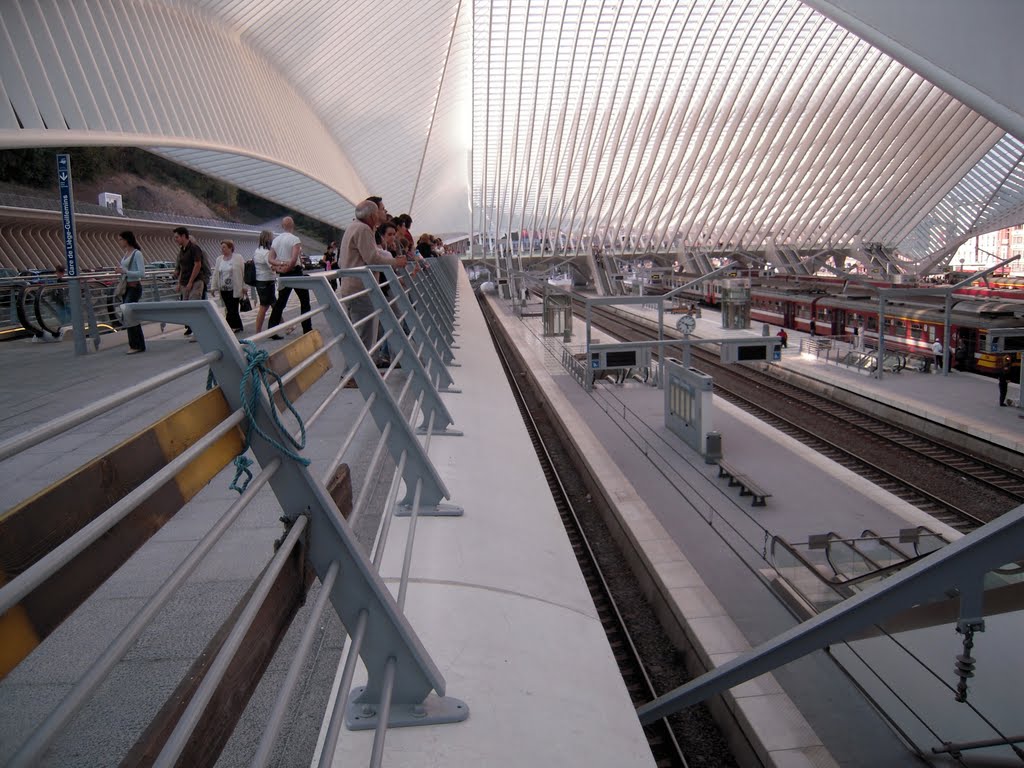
<box><xmin>172</xmin><ymin>226</ymin><xmax>211</xmax><ymax>338</ymax></box>
<box><xmin>998</xmin><ymin>356</ymin><xmax>1012</xmax><ymax>406</ymax></box>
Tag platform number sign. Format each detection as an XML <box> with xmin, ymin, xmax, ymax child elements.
<box><xmin>773</xmin><ymin>343</ymin><xmax>782</xmax><ymax>361</ymax></box>
<box><xmin>57</xmin><ymin>154</ymin><xmax>79</xmax><ymax>277</ymax></box>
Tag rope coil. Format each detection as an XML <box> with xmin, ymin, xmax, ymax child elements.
<box><xmin>230</xmin><ymin>339</ymin><xmax>311</xmax><ymax>493</ymax></box>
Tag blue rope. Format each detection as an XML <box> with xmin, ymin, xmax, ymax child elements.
<box><xmin>230</xmin><ymin>339</ymin><xmax>311</xmax><ymax>493</ymax></box>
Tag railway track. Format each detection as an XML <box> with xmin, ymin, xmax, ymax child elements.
<box><xmin>573</xmin><ymin>295</ymin><xmax>1024</xmax><ymax>534</ymax></box>
<box><xmin>482</xmin><ymin>298</ymin><xmax>739</xmax><ymax>768</ymax></box>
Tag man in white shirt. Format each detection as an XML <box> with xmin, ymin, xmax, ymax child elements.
<box><xmin>339</xmin><ymin>199</ymin><xmax>407</xmax><ymax>357</ymax></box>
<box><xmin>267</xmin><ymin>216</ymin><xmax>312</xmax><ymax>337</ymax></box>
<box><xmin>932</xmin><ymin>338</ymin><xmax>943</xmax><ymax>372</ymax></box>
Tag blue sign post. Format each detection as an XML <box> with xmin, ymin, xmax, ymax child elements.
<box><xmin>57</xmin><ymin>154</ymin><xmax>87</xmax><ymax>354</ymax></box>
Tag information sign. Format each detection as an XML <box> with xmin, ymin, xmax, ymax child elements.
<box><xmin>57</xmin><ymin>154</ymin><xmax>79</xmax><ymax>277</ymax></box>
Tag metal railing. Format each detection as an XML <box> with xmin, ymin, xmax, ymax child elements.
<box><xmin>0</xmin><ymin>254</ymin><xmax>468</xmax><ymax>767</ymax></box>
<box><xmin>0</xmin><ymin>270</ymin><xmax>179</xmax><ymax>342</ymax></box>
<box><xmin>638</xmin><ymin>504</ymin><xmax>1024</xmax><ymax>731</ymax></box>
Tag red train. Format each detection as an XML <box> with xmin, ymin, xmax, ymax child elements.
<box><xmin>673</xmin><ymin>272</ymin><xmax>1024</xmax><ymax>308</ymax></box>
<box><xmin>748</xmin><ymin>288</ymin><xmax>1024</xmax><ymax>375</ymax></box>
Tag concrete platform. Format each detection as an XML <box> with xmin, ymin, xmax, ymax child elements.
<box><xmin>321</xmin><ymin>269</ymin><xmax>653</xmax><ymax>767</ymax></box>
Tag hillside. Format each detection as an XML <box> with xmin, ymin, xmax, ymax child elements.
<box><xmin>0</xmin><ymin>147</ymin><xmax>333</xmax><ymax>240</ymax></box>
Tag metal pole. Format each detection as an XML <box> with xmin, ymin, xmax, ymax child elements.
<box><xmin>943</xmin><ymin>291</ymin><xmax>952</xmax><ymax>375</ymax></box>
<box><xmin>876</xmin><ymin>294</ymin><xmax>885</xmax><ymax>380</ymax></box>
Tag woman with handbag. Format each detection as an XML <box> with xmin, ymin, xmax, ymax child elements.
<box><xmin>116</xmin><ymin>231</ymin><xmax>146</xmax><ymax>354</ymax></box>
<box><xmin>211</xmin><ymin>240</ymin><xmax>247</xmax><ymax>334</ymax></box>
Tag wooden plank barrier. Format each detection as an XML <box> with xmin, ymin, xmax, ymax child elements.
<box><xmin>0</xmin><ymin>330</ymin><xmax>336</xmax><ymax>696</ymax></box>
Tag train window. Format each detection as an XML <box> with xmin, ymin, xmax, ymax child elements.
<box><xmin>910</xmin><ymin>322</ymin><xmax>923</xmax><ymax>339</ymax></box>
<box><xmin>866</xmin><ymin>317</ymin><xmax>877</xmax><ymax>331</ymax></box>
<box><xmin>1006</xmin><ymin>337</ymin><xmax>1024</xmax><ymax>352</ymax></box>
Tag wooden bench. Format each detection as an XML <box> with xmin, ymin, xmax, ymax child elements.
<box><xmin>717</xmin><ymin>460</ymin><xmax>772</xmax><ymax>507</ymax></box>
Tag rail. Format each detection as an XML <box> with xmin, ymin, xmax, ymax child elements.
<box><xmin>0</xmin><ymin>255</ymin><xmax>468</xmax><ymax>767</ymax></box>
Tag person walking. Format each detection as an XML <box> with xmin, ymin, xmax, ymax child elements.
<box><xmin>998</xmin><ymin>356</ymin><xmax>1012</xmax><ymax>406</ymax></box>
<box><xmin>117</xmin><ymin>230</ymin><xmax>146</xmax><ymax>354</ymax></box>
<box><xmin>267</xmin><ymin>217</ymin><xmax>312</xmax><ymax>338</ymax></box>
<box><xmin>776</xmin><ymin>328</ymin><xmax>788</xmax><ymax>349</ymax></box>
<box><xmin>932</xmin><ymin>338</ymin><xmax>943</xmax><ymax>373</ymax></box>
<box><xmin>322</xmin><ymin>241</ymin><xmax>339</xmax><ymax>290</ymax></box>
<box><xmin>210</xmin><ymin>240</ymin><xmax>246</xmax><ymax>334</ymax></box>
<box><xmin>252</xmin><ymin>230</ymin><xmax>276</xmax><ymax>334</ymax></box>
<box><xmin>172</xmin><ymin>226</ymin><xmax>210</xmax><ymax>339</ymax></box>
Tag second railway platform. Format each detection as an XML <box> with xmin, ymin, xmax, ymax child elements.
<box><xmin>482</xmin><ymin>288</ymin><xmax>1022</xmax><ymax>767</ymax></box>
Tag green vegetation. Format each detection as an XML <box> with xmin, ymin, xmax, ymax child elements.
<box><xmin>0</xmin><ymin>147</ymin><xmax>335</xmax><ymax>244</ymax></box>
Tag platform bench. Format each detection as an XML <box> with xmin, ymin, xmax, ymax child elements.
<box><xmin>717</xmin><ymin>460</ymin><xmax>772</xmax><ymax>507</ymax></box>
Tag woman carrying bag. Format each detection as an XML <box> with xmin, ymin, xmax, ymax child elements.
<box><xmin>117</xmin><ymin>231</ymin><xmax>146</xmax><ymax>354</ymax></box>
<box><xmin>211</xmin><ymin>240</ymin><xmax>247</xmax><ymax>334</ymax></box>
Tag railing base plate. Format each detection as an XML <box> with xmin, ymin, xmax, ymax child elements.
<box><xmin>417</xmin><ymin>425</ymin><xmax>464</xmax><ymax>436</ymax></box>
<box><xmin>345</xmin><ymin>688</ymin><xmax>469</xmax><ymax>730</ymax></box>
<box><xmin>396</xmin><ymin>502</ymin><xmax>464</xmax><ymax>517</ymax></box>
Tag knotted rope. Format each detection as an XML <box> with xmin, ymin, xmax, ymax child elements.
<box><xmin>229</xmin><ymin>339</ymin><xmax>310</xmax><ymax>493</ymax></box>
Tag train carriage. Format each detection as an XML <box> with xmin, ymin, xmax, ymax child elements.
<box><xmin>749</xmin><ymin>288</ymin><xmax>1024</xmax><ymax>376</ymax></box>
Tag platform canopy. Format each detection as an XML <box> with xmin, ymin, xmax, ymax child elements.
<box><xmin>1</xmin><ymin>0</ymin><xmax>1023</xmax><ymax>270</ymax></box>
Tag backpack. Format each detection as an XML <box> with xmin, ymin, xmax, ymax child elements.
<box><xmin>243</xmin><ymin>259</ymin><xmax>257</xmax><ymax>286</ymax></box>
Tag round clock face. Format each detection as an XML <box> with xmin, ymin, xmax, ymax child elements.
<box><xmin>677</xmin><ymin>314</ymin><xmax>696</xmax><ymax>335</ymax></box>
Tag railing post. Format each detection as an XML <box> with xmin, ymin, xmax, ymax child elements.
<box><xmin>372</xmin><ymin>267</ymin><xmax>460</xmax><ymax>393</ymax></box>
<box><xmin>406</xmin><ymin>267</ymin><xmax>457</xmax><ymax>351</ymax></box>
<box><xmin>291</xmin><ymin>273</ymin><xmax>462</xmax><ymax>438</ymax></box>
<box><xmin>274</xmin><ymin>276</ymin><xmax>463</xmax><ymax>512</ymax></box>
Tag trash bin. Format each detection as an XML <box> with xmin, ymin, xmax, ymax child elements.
<box><xmin>705</xmin><ymin>431</ymin><xmax>722</xmax><ymax>464</ymax></box>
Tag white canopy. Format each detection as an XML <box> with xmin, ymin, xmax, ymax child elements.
<box><xmin>1</xmin><ymin>0</ymin><xmax>1022</xmax><ymax>267</ymax></box>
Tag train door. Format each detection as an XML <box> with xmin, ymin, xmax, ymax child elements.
<box><xmin>783</xmin><ymin>300</ymin><xmax>794</xmax><ymax>328</ymax></box>
<box><xmin>831</xmin><ymin>308</ymin><xmax>846</xmax><ymax>336</ymax></box>
<box><xmin>955</xmin><ymin>327</ymin><xmax>978</xmax><ymax>371</ymax></box>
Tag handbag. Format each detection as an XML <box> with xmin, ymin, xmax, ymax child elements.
<box><xmin>114</xmin><ymin>275</ymin><xmax>127</xmax><ymax>299</ymax></box>
<box><xmin>239</xmin><ymin>295</ymin><xmax>252</xmax><ymax>313</ymax></box>
<box><xmin>243</xmin><ymin>260</ymin><xmax>257</xmax><ymax>286</ymax></box>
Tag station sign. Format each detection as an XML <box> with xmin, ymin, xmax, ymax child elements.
<box><xmin>720</xmin><ymin>339</ymin><xmax>781</xmax><ymax>363</ymax></box>
<box><xmin>57</xmin><ymin>154</ymin><xmax>79</xmax><ymax>277</ymax></box>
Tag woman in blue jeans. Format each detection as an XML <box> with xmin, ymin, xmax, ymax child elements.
<box><xmin>117</xmin><ymin>230</ymin><xmax>146</xmax><ymax>354</ymax></box>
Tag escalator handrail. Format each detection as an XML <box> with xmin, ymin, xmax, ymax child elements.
<box><xmin>15</xmin><ymin>283</ymin><xmax>44</xmax><ymax>337</ymax></box>
<box><xmin>33</xmin><ymin>284</ymin><xmax>64</xmax><ymax>337</ymax></box>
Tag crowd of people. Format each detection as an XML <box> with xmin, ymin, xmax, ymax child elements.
<box><xmin>114</xmin><ymin>197</ymin><xmax>446</xmax><ymax>360</ymax></box>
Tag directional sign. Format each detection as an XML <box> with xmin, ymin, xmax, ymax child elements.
<box><xmin>57</xmin><ymin>154</ymin><xmax>79</xmax><ymax>277</ymax></box>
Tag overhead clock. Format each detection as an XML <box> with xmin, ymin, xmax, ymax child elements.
<box><xmin>676</xmin><ymin>314</ymin><xmax>696</xmax><ymax>336</ymax></box>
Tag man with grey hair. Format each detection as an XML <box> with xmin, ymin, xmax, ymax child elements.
<box><xmin>339</xmin><ymin>199</ymin><xmax>407</xmax><ymax>360</ymax></box>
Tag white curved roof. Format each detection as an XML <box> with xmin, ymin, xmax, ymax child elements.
<box><xmin>0</xmin><ymin>0</ymin><xmax>1021</xmax><ymax>267</ymax></box>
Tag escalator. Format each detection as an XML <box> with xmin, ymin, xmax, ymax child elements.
<box><xmin>2</xmin><ymin>275</ymin><xmax>179</xmax><ymax>342</ymax></box>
